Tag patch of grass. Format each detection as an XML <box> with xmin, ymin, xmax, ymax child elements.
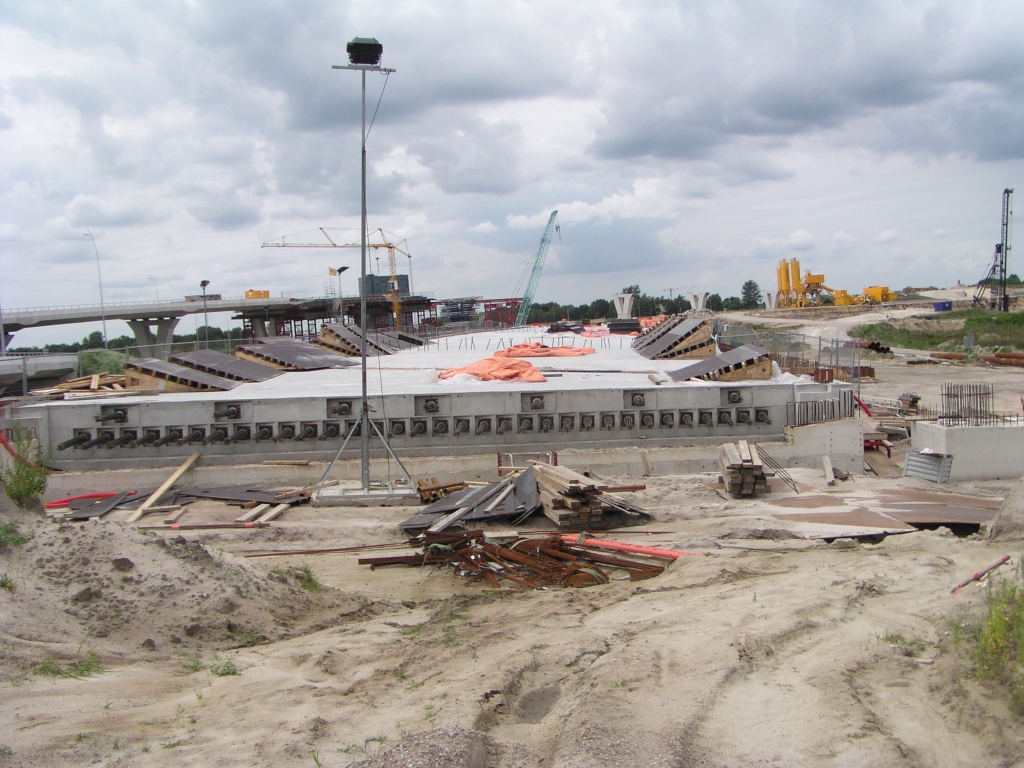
<box><xmin>974</xmin><ymin>578</ymin><xmax>1024</xmax><ymax>680</ymax></box>
<box><xmin>0</xmin><ymin>744</ymin><xmax>11</xmax><ymax>755</ymax></box>
<box><xmin>160</xmin><ymin>739</ymin><xmax>184</xmax><ymax>749</ymax></box>
<box><xmin>401</xmin><ymin>623</ymin><xmax>424</xmax><ymax>635</ymax></box>
<box><xmin>181</xmin><ymin>652</ymin><xmax>204</xmax><ymax>673</ymax></box>
<box><xmin>0</xmin><ymin>430</ymin><xmax>47</xmax><ymax>507</ymax></box>
<box><xmin>851</xmin><ymin>308</ymin><xmax>1024</xmax><ymax>351</ymax></box>
<box><xmin>295</xmin><ymin>565</ymin><xmax>322</xmax><ymax>593</ymax></box>
<box><xmin>0</xmin><ymin>574</ymin><xmax>14</xmax><ymax>592</ymax></box>
<box><xmin>883</xmin><ymin>630</ymin><xmax>927</xmax><ymax>657</ymax></box>
<box><xmin>613</xmin><ymin>678</ymin><xmax>629</xmax><ymax>688</ymax></box>
<box><xmin>0</xmin><ymin>523</ymin><xmax>28</xmax><ymax>550</ymax></box>
<box><xmin>209</xmin><ymin>656</ymin><xmax>240</xmax><ymax>677</ymax></box>
<box><xmin>140</xmin><ymin>744</ymin><xmax>150</xmax><ymax>753</ymax></box>
<box><xmin>36</xmin><ymin>651</ymin><xmax>101</xmax><ymax>679</ymax></box>
<box><xmin>227</xmin><ymin>624</ymin><xmax>263</xmax><ymax>648</ymax></box>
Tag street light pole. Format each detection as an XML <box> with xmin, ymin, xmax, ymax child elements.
<box><xmin>84</xmin><ymin>229</ymin><xmax>108</xmax><ymax>349</ymax></box>
<box><xmin>200</xmin><ymin>280</ymin><xmax>210</xmax><ymax>347</ymax></box>
<box><xmin>334</xmin><ymin>38</ymin><xmax>394</xmax><ymax>492</ymax></box>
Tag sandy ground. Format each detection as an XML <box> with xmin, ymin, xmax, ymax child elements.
<box><xmin>4</xmin><ymin>329</ymin><xmax>1024</xmax><ymax>767</ymax></box>
<box><xmin>3</xmin><ymin>466</ymin><xmax>1024</xmax><ymax>768</ymax></box>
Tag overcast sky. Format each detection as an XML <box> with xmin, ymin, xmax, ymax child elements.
<box><xmin>3</xmin><ymin>0</ymin><xmax>1024</xmax><ymax>345</ymax></box>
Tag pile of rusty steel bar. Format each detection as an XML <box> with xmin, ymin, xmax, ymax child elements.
<box><xmin>533</xmin><ymin>464</ymin><xmax>646</xmax><ymax>527</ymax></box>
<box><xmin>719</xmin><ymin>440</ymin><xmax>770</xmax><ymax>496</ymax></box>
<box><xmin>358</xmin><ymin>529</ymin><xmax>676</xmax><ymax>589</ymax></box>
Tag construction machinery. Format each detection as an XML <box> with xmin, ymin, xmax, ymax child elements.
<box><xmin>973</xmin><ymin>188</ymin><xmax>1014</xmax><ymax>312</ymax></box>
<box><xmin>513</xmin><ymin>211</ymin><xmax>559</xmax><ymax>327</ymax></box>
<box><xmin>775</xmin><ymin>259</ymin><xmax>897</xmax><ymax>308</ymax></box>
<box><xmin>262</xmin><ymin>228</ymin><xmax>411</xmax><ymax>330</ymax></box>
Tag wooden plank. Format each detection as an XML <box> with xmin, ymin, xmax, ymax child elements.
<box><xmin>823</xmin><ymin>455</ymin><xmax>836</xmax><ymax>486</ymax></box>
<box><xmin>256</xmin><ymin>503</ymin><xmax>291</xmax><ymax>523</ymax></box>
<box><xmin>738</xmin><ymin>440</ymin><xmax>752</xmax><ymax>465</ymax></box>
<box><xmin>236</xmin><ymin>503</ymin><xmax>272</xmax><ymax>523</ymax></box>
<box><xmin>748</xmin><ymin>442</ymin><xmax>762</xmax><ymax>470</ymax></box>
<box><xmin>90</xmin><ymin>374</ymin><xmax>100</xmax><ymax>390</ymax></box>
<box><xmin>127</xmin><ymin>453</ymin><xmax>201</xmax><ymax>522</ymax></box>
<box><xmin>723</xmin><ymin>443</ymin><xmax>743</xmax><ymax>468</ymax></box>
<box><xmin>162</xmin><ymin>506</ymin><xmax>189</xmax><ymax>524</ymax></box>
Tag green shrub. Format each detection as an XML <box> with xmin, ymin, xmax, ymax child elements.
<box><xmin>0</xmin><ymin>523</ymin><xmax>28</xmax><ymax>550</ymax></box>
<box><xmin>0</xmin><ymin>430</ymin><xmax>47</xmax><ymax>507</ymax></box>
<box><xmin>78</xmin><ymin>350</ymin><xmax>126</xmax><ymax>376</ymax></box>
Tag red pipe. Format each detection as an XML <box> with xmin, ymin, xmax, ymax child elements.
<box><xmin>852</xmin><ymin>394</ymin><xmax>872</xmax><ymax>418</ymax></box>
<box><xmin>560</xmin><ymin>536</ymin><xmax>704</xmax><ymax>559</ymax></box>
<box><xmin>45</xmin><ymin>491</ymin><xmax>136</xmax><ymax>510</ymax></box>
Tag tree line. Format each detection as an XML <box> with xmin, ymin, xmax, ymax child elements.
<box><xmin>8</xmin><ymin>326</ymin><xmax>246</xmax><ymax>355</ymax></box>
<box><xmin>525</xmin><ymin>280</ymin><xmax>763</xmax><ymax>323</ymax></box>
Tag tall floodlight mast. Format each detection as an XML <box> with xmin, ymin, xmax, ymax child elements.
<box><xmin>514</xmin><ymin>210</ymin><xmax>559</xmax><ymax>327</ymax></box>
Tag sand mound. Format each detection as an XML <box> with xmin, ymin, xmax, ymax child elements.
<box><xmin>0</xmin><ymin>516</ymin><xmax>367</xmax><ymax>675</ymax></box>
<box><xmin>986</xmin><ymin>476</ymin><xmax>1024</xmax><ymax>540</ymax></box>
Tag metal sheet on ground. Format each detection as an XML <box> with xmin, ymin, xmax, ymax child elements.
<box><xmin>864</xmin><ymin>450</ymin><xmax>902</xmax><ymax>477</ymax></box>
<box><xmin>772</xmin><ymin>507</ymin><xmax>916</xmax><ymax>530</ymax></box>
<box><xmin>879</xmin><ymin>503</ymin><xmax>995</xmax><ymax>525</ymax></box>
<box><xmin>768</xmin><ymin>495</ymin><xmax>846</xmax><ymax>509</ymax></box>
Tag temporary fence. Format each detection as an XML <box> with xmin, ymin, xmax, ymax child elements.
<box><xmin>714</xmin><ymin>322</ymin><xmax>866</xmax><ymax>392</ymax></box>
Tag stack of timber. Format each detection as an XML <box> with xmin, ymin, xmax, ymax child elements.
<box><xmin>719</xmin><ymin>440</ymin><xmax>771</xmax><ymax>496</ymax></box>
<box><xmin>533</xmin><ymin>464</ymin><xmax>648</xmax><ymax>528</ymax></box>
<box><xmin>31</xmin><ymin>373</ymin><xmax>127</xmax><ymax>398</ymax></box>
<box><xmin>633</xmin><ymin>316</ymin><xmax>716</xmax><ymax>360</ymax></box>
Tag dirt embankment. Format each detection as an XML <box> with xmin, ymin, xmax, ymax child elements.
<box><xmin>0</xmin><ymin>504</ymin><xmax>375</xmax><ymax>679</ymax></box>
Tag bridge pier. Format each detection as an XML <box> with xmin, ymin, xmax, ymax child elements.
<box><xmin>127</xmin><ymin>318</ymin><xmax>180</xmax><ymax>359</ymax></box>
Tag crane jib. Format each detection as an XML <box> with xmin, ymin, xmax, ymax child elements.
<box><xmin>515</xmin><ymin>210</ymin><xmax>559</xmax><ymax>328</ymax></box>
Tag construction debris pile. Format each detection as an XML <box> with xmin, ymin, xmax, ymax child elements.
<box><xmin>400</xmin><ymin>465</ymin><xmax>649</xmax><ymax>532</ymax></box>
<box><xmin>719</xmin><ymin>440</ymin><xmax>771</xmax><ymax>496</ymax></box>
<box><xmin>359</xmin><ymin>529</ymin><xmax>688</xmax><ymax>589</ymax></box>
<box><xmin>31</xmin><ymin>373</ymin><xmax>127</xmax><ymax>399</ymax></box>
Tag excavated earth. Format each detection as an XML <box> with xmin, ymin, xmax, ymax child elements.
<box><xmin>3</xmin><ymin>466</ymin><xmax>1024</xmax><ymax>768</ymax></box>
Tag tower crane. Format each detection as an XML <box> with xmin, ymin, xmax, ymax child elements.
<box><xmin>513</xmin><ymin>210</ymin><xmax>559</xmax><ymax>327</ymax></box>
<box><xmin>261</xmin><ymin>228</ymin><xmax>411</xmax><ymax>330</ymax></box>
<box><xmin>973</xmin><ymin>188</ymin><xmax>1014</xmax><ymax>312</ymax></box>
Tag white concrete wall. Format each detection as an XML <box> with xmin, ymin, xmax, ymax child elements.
<box><xmin>40</xmin><ymin>419</ymin><xmax>866</xmax><ymax>499</ymax></box>
<box><xmin>912</xmin><ymin>421</ymin><xmax>1024</xmax><ymax>480</ymax></box>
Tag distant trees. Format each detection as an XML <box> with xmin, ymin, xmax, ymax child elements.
<box><xmin>526</xmin><ymin>289</ymin><xmax>690</xmax><ymax>323</ymax></box>
<box><xmin>741</xmin><ymin>280</ymin><xmax>763</xmax><ymax>309</ymax></box>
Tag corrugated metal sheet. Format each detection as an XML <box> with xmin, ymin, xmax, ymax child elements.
<box><xmin>169</xmin><ymin>349</ymin><xmax>282</xmax><ymax>382</ymax></box>
<box><xmin>125</xmin><ymin>358</ymin><xmax>241</xmax><ymax>391</ymax></box>
<box><xmin>667</xmin><ymin>344</ymin><xmax>769</xmax><ymax>381</ymax></box>
<box><xmin>903</xmin><ymin>451</ymin><xmax>953</xmax><ymax>484</ymax></box>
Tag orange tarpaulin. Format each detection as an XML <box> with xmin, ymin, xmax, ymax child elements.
<box><xmin>439</xmin><ymin>357</ymin><xmax>547</xmax><ymax>383</ymax></box>
<box><xmin>493</xmin><ymin>342</ymin><xmax>595</xmax><ymax>358</ymax></box>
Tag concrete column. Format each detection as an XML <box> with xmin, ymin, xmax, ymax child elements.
<box><xmin>612</xmin><ymin>293</ymin><xmax>635</xmax><ymax>319</ymax></box>
<box><xmin>688</xmin><ymin>292</ymin><xmax>710</xmax><ymax>312</ymax></box>
<box><xmin>252</xmin><ymin>319</ymin><xmax>269</xmax><ymax>338</ymax></box>
<box><xmin>127</xmin><ymin>320</ymin><xmax>158</xmax><ymax>358</ymax></box>
<box><xmin>154</xmin><ymin>318</ymin><xmax>180</xmax><ymax>359</ymax></box>
<box><xmin>764</xmin><ymin>292</ymin><xmax>778</xmax><ymax>310</ymax></box>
